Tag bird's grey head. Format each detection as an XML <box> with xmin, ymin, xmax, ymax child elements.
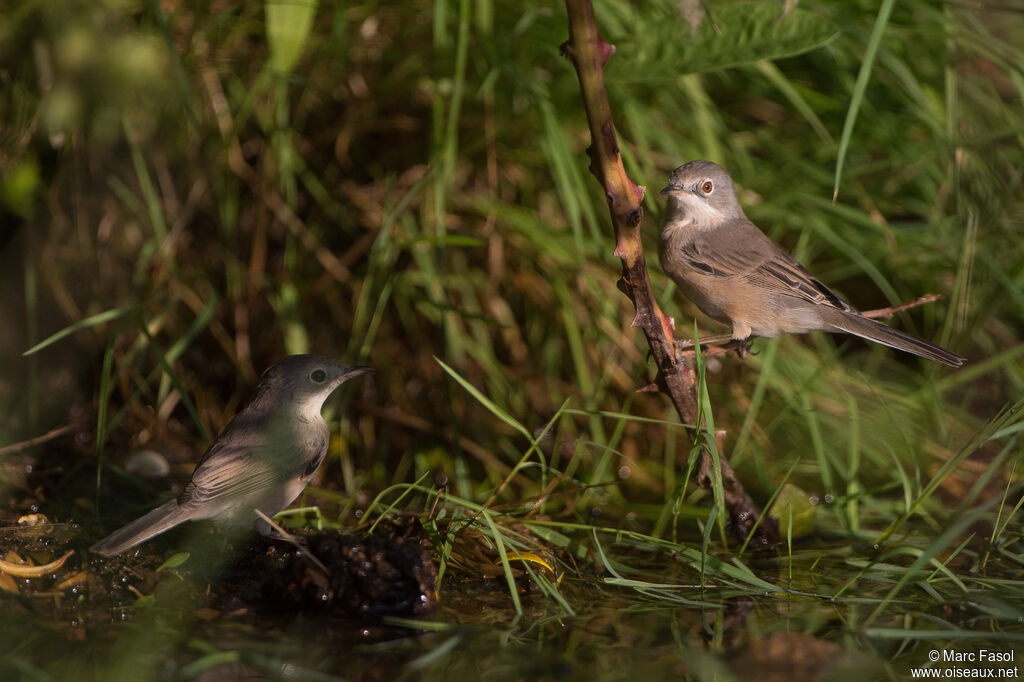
<box><xmin>660</xmin><ymin>160</ymin><xmax>743</xmax><ymax>229</ymax></box>
<box><xmin>252</xmin><ymin>354</ymin><xmax>373</xmax><ymax>421</ymax></box>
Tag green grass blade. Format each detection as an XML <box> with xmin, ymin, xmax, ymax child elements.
<box><xmin>435</xmin><ymin>356</ymin><xmax>532</xmax><ymax>440</ymax></box>
<box><xmin>833</xmin><ymin>0</ymin><xmax>895</xmax><ymax>200</ymax></box>
<box><xmin>23</xmin><ymin>305</ymin><xmax>137</xmax><ymax>356</ymax></box>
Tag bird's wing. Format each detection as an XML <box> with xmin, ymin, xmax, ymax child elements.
<box><xmin>179</xmin><ymin>429</ymin><xmax>325</xmax><ymax>511</ymax></box>
<box><xmin>181</xmin><ymin>443</ymin><xmax>274</xmax><ymax>508</ymax></box>
<box><xmin>680</xmin><ymin>218</ymin><xmax>853</xmax><ymax>311</ymax></box>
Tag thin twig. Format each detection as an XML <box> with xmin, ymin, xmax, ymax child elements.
<box><xmin>862</xmin><ymin>293</ymin><xmax>942</xmax><ymax>319</ymax></box>
<box><xmin>254</xmin><ymin>509</ymin><xmax>330</xmax><ymax>575</ymax></box>
<box><xmin>0</xmin><ymin>424</ymin><xmax>76</xmax><ymax>457</ymax></box>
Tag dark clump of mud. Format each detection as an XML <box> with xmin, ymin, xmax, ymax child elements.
<box><xmin>216</xmin><ymin>521</ymin><xmax>437</xmax><ymax>620</ymax></box>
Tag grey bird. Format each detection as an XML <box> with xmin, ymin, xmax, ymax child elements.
<box><xmin>90</xmin><ymin>355</ymin><xmax>373</xmax><ymax>557</ymax></box>
<box><xmin>658</xmin><ymin>160</ymin><xmax>966</xmax><ymax>367</ymax></box>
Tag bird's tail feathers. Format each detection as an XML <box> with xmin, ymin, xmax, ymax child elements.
<box><xmin>822</xmin><ymin>309</ymin><xmax>966</xmax><ymax>367</ymax></box>
<box><xmin>90</xmin><ymin>500</ymin><xmax>193</xmax><ymax>557</ymax></box>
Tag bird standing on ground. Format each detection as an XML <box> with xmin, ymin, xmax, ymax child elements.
<box><xmin>91</xmin><ymin>354</ymin><xmax>373</xmax><ymax>557</ymax></box>
<box><xmin>658</xmin><ymin>160</ymin><xmax>966</xmax><ymax>367</ymax></box>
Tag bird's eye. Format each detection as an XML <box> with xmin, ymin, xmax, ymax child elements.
<box><xmin>310</xmin><ymin>369</ymin><xmax>328</xmax><ymax>383</ymax></box>
<box><xmin>701</xmin><ymin>180</ymin><xmax>713</xmax><ymax>194</ymax></box>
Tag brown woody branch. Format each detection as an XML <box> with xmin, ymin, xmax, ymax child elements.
<box><xmin>561</xmin><ymin>0</ymin><xmax>776</xmax><ymax>546</ymax></box>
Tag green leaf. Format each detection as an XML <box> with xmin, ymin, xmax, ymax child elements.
<box><xmin>606</xmin><ymin>3</ymin><xmax>839</xmax><ymax>80</ymax></box>
<box><xmin>266</xmin><ymin>0</ymin><xmax>319</xmax><ymax>75</ymax></box>
<box><xmin>157</xmin><ymin>552</ymin><xmax>191</xmax><ymax>571</ymax></box>
<box><xmin>1</xmin><ymin>159</ymin><xmax>41</xmax><ymax>217</ymax></box>
<box><xmin>134</xmin><ymin>594</ymin><xmax>157</xmax><ymax>608</ymax></box>
<box><xmin>767</xmin><ymin>483</ymin><xmax>818</xmax><ymax>538</ymax></box>
<box><xmin>179</xmin><ymin>651</ymin><xmax>241</xmax><ymax>677</ymax></box>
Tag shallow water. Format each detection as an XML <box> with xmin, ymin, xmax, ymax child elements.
<box><xmin>2</xmin><ymin>514</ymin><xmax>1021</xmax><ymax>681</ymax></box>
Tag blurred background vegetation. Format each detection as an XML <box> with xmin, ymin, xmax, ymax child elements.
<box><xmin>0</xmin><ymin>0</ymin><xmax>1022</xmax><ymax>677</ymax></box>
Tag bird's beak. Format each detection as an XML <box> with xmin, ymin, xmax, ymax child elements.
<box><xmin>329</xmin><ymin>365</ymin><xmax>374</xmax><ymax>390</ymax></box>
<box><xmin>342</xmin><ymin>365</ymin><xmax>374</xmax><ymax>381</ymax></box>
<box><xmin>660</xmin><ymin>183</ymin><xmax>680</xmax><ymax>196</ymax></box>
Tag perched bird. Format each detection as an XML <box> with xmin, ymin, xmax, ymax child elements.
<box><xmin>91</xmin><ymin>355</ymin><xmax>373</xmax><ymax>557</ymax></box>
<box><xmin>658</xmin><ymin>160</ymin><xmax>966</xmax><ymax>367</ymax></box>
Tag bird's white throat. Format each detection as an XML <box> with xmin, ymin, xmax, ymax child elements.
<box><xmin>667</xmin><ymin>193</ymin><xmax>725</xmax><ymax>231</ymax></box>
<box><xmin>294</xmin><ymin>392</ymin><xmax>332</xmax><ymax>424</ymax></box>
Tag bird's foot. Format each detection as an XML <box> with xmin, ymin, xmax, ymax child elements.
<box><xmin>673</xmin><ymin>333</ymin><xmax>735</xmax><ymax>354</ymax></box>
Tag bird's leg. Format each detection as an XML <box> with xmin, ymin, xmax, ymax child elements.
<box><xmin>255</xmin><ymin>511</ymin><xmax>305</xmax><ymax>545</ymax></box>
<box><xmin>674</xmin><ymin>333</ymin><xmax>734</xmax><ymax>351</ymax></box>
<box><xmin>727</xmin><ymin>322</ymin><xmax>756</xmax><ymax>359</ymax></box>
<box><xmin>673</xmin><ymin>335</ymin><xmax>756</xmax><ymax>361</ymax></box>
